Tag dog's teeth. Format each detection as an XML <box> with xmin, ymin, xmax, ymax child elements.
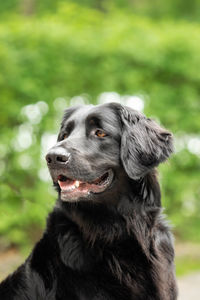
<box><xmin>75</xmin><ymin>181</ymin><xmax>80</xmax><ymax>188</ymax></box>
<box><xmin>68</xmin><ymin>186</ymin><xmax>74</xmax><ymax>191</ymax></box>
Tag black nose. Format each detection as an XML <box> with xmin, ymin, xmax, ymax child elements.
<box><xmin>46</xmin><ymin>148</ymin><xmax>70</xmax><ymax>166</ymax></box>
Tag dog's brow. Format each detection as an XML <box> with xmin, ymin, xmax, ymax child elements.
<box><xmin>65</xmin><ymin>120</ymin><xmax>75</xmax><ymax>131</ymax></box>
<box><xmin>86</xmin><ymin>114</ymin><xmax>102</xmax><ymax>127</ymax></box>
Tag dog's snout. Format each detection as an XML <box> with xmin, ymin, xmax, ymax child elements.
<box><xmin>46</xmin><ymin>148</ymin><xmax>70</xmax><ymax>166</ymax></box>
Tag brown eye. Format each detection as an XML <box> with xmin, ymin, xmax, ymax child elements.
<box><xmin>63</xmin><ymin>134</ymin><xmax>68</xmax><ymax>140</ymax></box>
<box><xmin>95</xmin><ymin>129</ymin><xmax>107</xmax><ymax>138</ymax></box>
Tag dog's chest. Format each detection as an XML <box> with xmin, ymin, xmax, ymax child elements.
<box><xmin>59</xmin><ymin>235</ymin><xmax>152</xmax><ymax>299</ymax></box>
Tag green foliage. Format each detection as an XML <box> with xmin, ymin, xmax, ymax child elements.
<box><xmin>2</xmin><ymin>0</ymin><xmax>200</xmax><ymax>21</ymax></box>
<box><xmin>175</xmin><ymin>242</ymin><xmax>200</xmax><ymax>276</ymax></box>
<box><xmin>0</xmin><ymin>2</ymin><xmax>200</xmax><ymax>251</ymax></box>
<box><xmin>176</xmin><ymin>256</ymin><xmax>200</xmax><ymax>277</ymax></box>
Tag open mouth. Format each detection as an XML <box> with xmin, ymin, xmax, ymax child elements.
<box><xmin>57</xmin><ymin>169</ymin><xmax>114</xmax><ymax>201</ymax></box>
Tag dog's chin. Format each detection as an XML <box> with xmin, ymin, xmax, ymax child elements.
<box><xmin>56</xmin><ymin>169</ymin><xmax>114</xmax><ymax>202</ymax></box>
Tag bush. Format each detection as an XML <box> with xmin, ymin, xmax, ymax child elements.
<box><xmin>0</xmin><ymin>3</ymin><xmax>200</xmax><ymax>248</ymax></box>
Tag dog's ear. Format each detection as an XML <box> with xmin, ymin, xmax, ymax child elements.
<box><xmin>119</xmin><ymin>105</ymin><xmax>174</xmax><ymax>179</ymax></box>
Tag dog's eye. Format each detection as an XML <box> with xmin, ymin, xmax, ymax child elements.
<box><xmin>95</xmin><ymin>130</ymin><xmax>107</xmax><ymax>138</ymax></box>
<box><xmin>63</xmin><ymin>134</ymin><xmax>68</xmax><ymax>140</ymax></box>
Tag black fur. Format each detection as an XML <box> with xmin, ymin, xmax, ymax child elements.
<box><xmin>0</xmin><ymin>103</ymin><xmax>178</xmax><ymax>299</ymax></box>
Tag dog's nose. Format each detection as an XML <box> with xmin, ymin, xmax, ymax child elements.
<box><xmin>46</xmin><ymin>148</ymin><xmax>70</xmax><ymax>165</ymax></box>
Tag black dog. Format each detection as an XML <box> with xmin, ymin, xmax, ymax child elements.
<box><xmin>0</xmin><ymin>103</ymin><xmax>178</xmax><ymax>299</ymax></box>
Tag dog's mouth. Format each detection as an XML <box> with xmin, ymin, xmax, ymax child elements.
<box><xmin>57</xmin><ymin>169</ymin><xmax>114</xmax><ymax>201</ymax></box>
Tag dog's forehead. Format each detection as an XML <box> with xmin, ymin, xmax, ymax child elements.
<box><xmin>61</xmin><ymin>105</ymin><xmax>93</xmax><ymax>126</ymax></box>
<box><xmin>88</xmin><ymin>104</ymin><xmax>119</xmax><ymax>123</ymax></box>
<box><xmin>70</xmin><ymin>105</ymin><xmax>94</xmax><ymax>122</ymax></box>
<box><xmin>63</xmin><ymin>104</ymin><xmax>120</xmax><ymax>128</ymax></box>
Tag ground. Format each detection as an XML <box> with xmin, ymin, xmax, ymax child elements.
<box><xmin>178</xmin><ymin>272</ymin><xmax>200</xmax><ymax>300</ymax></box>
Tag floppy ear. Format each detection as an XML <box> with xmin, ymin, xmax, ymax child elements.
<box><xmin>119</xmin><ymin>105</ymin><xmax>174</xmax><ymax>179</ymax></box>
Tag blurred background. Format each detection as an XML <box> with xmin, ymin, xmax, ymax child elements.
<box><xmin>0</xmin><ymin>0</ymin><xmax>200</xmax><ymax>298</ymax></box>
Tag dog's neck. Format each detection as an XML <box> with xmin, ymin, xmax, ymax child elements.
<box><xmin>58</xmin><ymin>169</ymin><xmax>161</xmax><ymax>248</ymax></box>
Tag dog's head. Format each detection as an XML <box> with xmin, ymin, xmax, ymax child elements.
<box><xmin>46</xmin><ymin>103</ymin><xmax>173</xmax><ymax>202</ymax></box>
